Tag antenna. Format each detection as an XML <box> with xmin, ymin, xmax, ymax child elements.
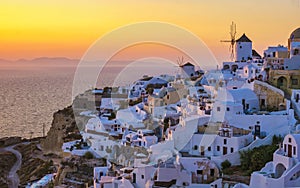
<box><xmin>220</xmin><ymin>21</ymin><xmax>237</xmax><ymax>61</ymax></box>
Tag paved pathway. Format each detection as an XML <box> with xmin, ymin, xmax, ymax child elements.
<box><xmin>4</xmin><ymin>145</ymin><xmax>22</xmax><ymax>188</ymax></box>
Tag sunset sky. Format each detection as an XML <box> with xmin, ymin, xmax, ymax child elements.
<box><xmin>1</xmin><ymin>0</ymin><xmax>300</xmax><ymax>63</ymax></box>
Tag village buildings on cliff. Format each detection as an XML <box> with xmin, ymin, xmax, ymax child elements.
<box><xmin>59</xmin><ymin>27</ymin><xmax>300</xmax><ymax>188</ymax></box>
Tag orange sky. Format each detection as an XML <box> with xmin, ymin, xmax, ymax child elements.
<box><xmin>0</xmin><ymin>0</ymin><xmax>300</xmax><ymax>63</ymax></box>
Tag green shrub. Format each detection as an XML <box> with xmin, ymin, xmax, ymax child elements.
<box><xmin>221</xmin><ymin>160</ymin><xmax>231</xmax><ymax>170</ymax></box>
<box><xmin>84</xmin><ymin>151</ymin><xmax>94</xmax><ymax>159</ymax></box>
<box><xmin>239</xmin><ymin>144</ymin><xmax>278</xmax><ymax>175</ymax></box>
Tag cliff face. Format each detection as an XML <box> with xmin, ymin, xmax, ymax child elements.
<box><xmin>41</xmin><ymin>90</ymin><xmax>98</xmax><ymax>155</ymax></box>
<box><xmin>41</xmin><ymin>106</ymin><xmax>82</xmax><ymax>155</ymax></box>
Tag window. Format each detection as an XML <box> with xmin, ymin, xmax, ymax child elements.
<box><xmin>292</xmin><ymin>79</ymin><xmax>298</xmax><ymax>85</ymax></box>
<box><xmin>245</xmin><ymin>70</ymin><xmax>247</xmax><ymax>74</ymax></box>
<box><xmin>289</xmin><ymin>138</ymin><xmax>292</xmax><ymax>143</ymax></box>
<box><xmin>284</xmin><ymin>144</ymin><xmax>287</xmax><ymax>152</ymax></box>
<box><xmin>201</xmin><ymin>146</ymin><xmax>205</xmax><ymax>156</ymax></box>
<box><xmin>193</xmin><ymin>145</ymin><xmax>198</xmax><ymax>150</ymax></box>
<box><xmin>217</xmin><ymin>107</ymin><xmax>221</xmax><ymax>112</ymax></box>
<box><xmin>261</xmin><ymin>99</ymin><xmax>266</xmax><ymax>106</ymax></box>
<box><xmin>294</xmin><ymin>146</ymin><xmax>296</xmax><ymax>155</ymax></box>
<box><xmin>208</xmin><ymin>146</ymin><xmax>211</xmax><ymax>151</ymax></box>
<box><xmin>217</xmin><ymin>146</ymin><xmax>220</xmax><ymax>151</ymax></box>
<box><xmin>141</xmin><ymin>175</ymin><xmax>144</xmax><ymax>179</ymax></box>
<box><xmin>197</xmin><ymin>170</ymin><xmax>203</xmax><ymax>175</ymax></box>
<box><xmin>240</xmin><ymin>46</ymin><xmax>242</xmax><ymax>49</ymax></box>
<box><xmin>231</xmin><ymin>147</ymin><xmax>234</xmax><ymax>153</ymax></box>
<box><xmin>226</xmin><ymin>107</ymin><xmax>230</xmax><ymax>111</ymax></box>
<box><xmin>210</xmin><ymin>169</ymin><xmax>215</xmax><ymax>176</ymax></box>
<box><xmin>224</xmin><ymin>139</ymin><xmax>227</xmax><ymax>145</ymax></box>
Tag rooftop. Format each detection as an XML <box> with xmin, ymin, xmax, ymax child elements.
<box><xmin>236</xmin><ymin>33</ymin><xmax>252</xmax><ymax>43</ymax></box>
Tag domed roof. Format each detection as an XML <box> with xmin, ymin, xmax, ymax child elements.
<box><xmin>290</xmin><ymin>28</ymin><xmax>300</xmax><ymax>39</ymax></box>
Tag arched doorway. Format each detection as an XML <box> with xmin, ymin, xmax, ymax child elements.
<box><xmin>275</xmin><ymin>163</ymin><xmax>286</xmax><ymax>178</ymax></box>
<box><xmin>277</xmin><ymin>76</ymin><xmax>287</xmax><ymax>89</ymax></box>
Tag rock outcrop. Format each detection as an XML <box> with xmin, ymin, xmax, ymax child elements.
<box><xmin>0</xmin><ymin>151</ymin><xmax>17</xmax><ymax>188</ymax></box>
<box><xmin>41</xmin><ymin>106</ymin><xmax>84</xmax><ymax>155</ymax></box>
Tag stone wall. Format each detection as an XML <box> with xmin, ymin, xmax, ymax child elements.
<box><xmin>254</xmin><ymin>80</ymin><xmax>285</xmax><ymax>111</ymax></box>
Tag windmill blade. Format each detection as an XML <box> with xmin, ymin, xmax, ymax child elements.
<box><xmin>220</xmin><ymin>21</ymin><xmax>237</xmax><ymax>61</ymax></box>
<box><xmin>220</xmin><ymin>40</ymin><xmax>232</xmax><ymax>42</ymax></box>
<box><xmin>230</xmin><ymin>21</ymin><xmax>237</xmax><ymax>39</ymax></box>
<box><xmin>176</xmin><ymin>56</ymin><xmax>185</xmax><ymax>66</ymax></box>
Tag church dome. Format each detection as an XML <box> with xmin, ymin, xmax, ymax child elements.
<box><xmin>290</xmin><ymin>28</ymin><xmax>300</xmax><ymax>39</ymax></box>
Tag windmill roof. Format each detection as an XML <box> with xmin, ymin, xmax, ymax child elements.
<box><xmin>180</xmin><ymin>62</ymin><xmax>195</xmax><ymax>67</ymax></box>
<box><xmin>236</xmin><ymin>33</ymin><xmax>252</xmax><ymax>42</ymax></box>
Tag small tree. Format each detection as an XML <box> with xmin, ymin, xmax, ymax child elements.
<box><xmin>84</xmin><ymin>151</ymin><xmax>94</xmax><ymax>159</ymax></box>
<box><xmin>221</xmin><ymin>160</ymin><xmax>231</xmax><ymax>170</ymax></box>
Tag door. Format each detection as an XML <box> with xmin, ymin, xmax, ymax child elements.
<box><xmin>223</xmin><ymin>147</ymin><xmax>227</xmax><ymax>155</ymax></box>
<box><xmin>132</xmin><ymin>173</ymin><xmax>136</xmax><ymax>183</ymax></box>
<box><xmin>288</xmin><ymin>144</ymin><xmax>292</xmax><ymax>157</ymax></box>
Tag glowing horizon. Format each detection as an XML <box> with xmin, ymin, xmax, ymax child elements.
<box><xmin>1</xmin><ymin>0</ymin><xmax>300</xmax><ymax>63</ymax></box>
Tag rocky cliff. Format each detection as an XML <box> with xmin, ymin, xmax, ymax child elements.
<box><xmin>41</xmin><ymin>105</ymin><xmax>87</xmax><ymax>155</ymax></box>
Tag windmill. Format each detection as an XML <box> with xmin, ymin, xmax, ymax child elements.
<box><xmin>174</xmin><ymin>56</ymin><xmax>185</xmax><ymax>79</ymax></box>
<box><xmin>221</xmin><ymin>21</ymin><xmax>237</xmax><ymax>61</ymax></box>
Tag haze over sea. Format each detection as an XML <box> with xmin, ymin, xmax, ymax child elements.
<box><xmin>0</xmin><ymin>58</ymin><xmax>176</xmax><ymax>138</ymax></box>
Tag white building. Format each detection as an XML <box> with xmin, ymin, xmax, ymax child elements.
<box><xmin>116</xmin><ymin>105</ymin><xmax>147</xmax><ymax>129</ymax></box>
<box><xmin>181</xmin><ymin>123</ymin><xmax>253</xmax><ymax>158</ymax></box>
<box><xmin>123</xmin><ymin>129</ymin><xmax>158</xmax><ymax>148</ymax></box>
<box><xmin>264</xmin><ymin>46</ymin><xmax>288</xmax><ymax>58</ymax></box>
<box><xmin>210</xmin><ymin>87</ymin><xmax>295</xmax><ymax>135</ymax></box>
<box><xmin>291</xmin><ymin>89</ymin><xmax>300</xmax><ymax>118</ymax></box>
<box><xmin>242</xmin><ymin>63</ymin><xmax>263</xmax><ymax>80</ymax></box>
<box><xmin>94</xmin><ymin>166</ymin><xmax>109</xmax><ymax>188</ymax></box>
<box><xmin>212</xmin><ymin>88</ymin><xmax>259</xmax><ymax>118</ymax></box>
<box><xmin>236</xmin><ymin>33</ymin><xmax>252</xmax><ymax>62</ymax></box>
<box><xmin>249</xmin><ymin>134</ymin><xmax>300</xmax><ymax>188</ymax></box>
<box><xmin>284</xmin><ymin>55</ymin><xmax>300</xmax><ymax>70</ymax></box>
<box><xmin>289</xmin><ymin>27</ymin><xmax>300</xmax><ymax>58</ymax></box>
<box><xmin>180</xmin><ymin>62</ymin><xmax>195</xmax><ymax>78</ymax></box>
<box><xmin>96</xmin><ymin>176</ymin><xmax>134</xmax><ymax>188</ymax></box>
<box><xmin>131</xmin><ymin>155</ymin><xmax>222</xmax><ymax>188</ymax></box>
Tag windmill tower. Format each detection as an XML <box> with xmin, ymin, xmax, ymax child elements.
<box><xmin>221</xmin><ymin>22</ymin><xmax>237</xmax><ymax>61</ymax></box>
